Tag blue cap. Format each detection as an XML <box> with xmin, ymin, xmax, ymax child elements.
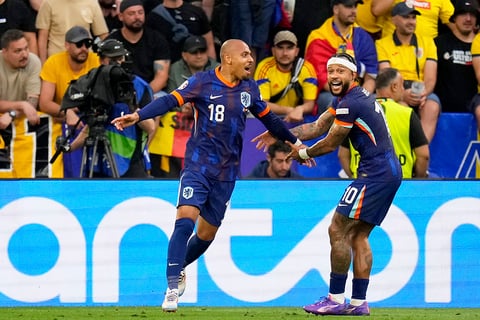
<box><xmin>391</xmin><ymin>2</ymin><xmax>421</xmax><ymax>17</ymax></box>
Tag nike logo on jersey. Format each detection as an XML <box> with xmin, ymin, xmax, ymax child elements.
<box><xmin>168</xmin><ymin>263</ymin><xmax>179</xmax><ymax>267</ymax></box>
<box><xmin>210</xmin><ymin>94</ymin><xmax>223</xmax><ymax>100</ymax></box>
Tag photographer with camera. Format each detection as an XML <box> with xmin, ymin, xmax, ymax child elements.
<box><xmin>62</xmin><ymin>39</ymin><xmax>156</xmax><ymax>178</ymax></box>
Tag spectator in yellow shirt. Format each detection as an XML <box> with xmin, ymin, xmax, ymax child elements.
<box><xmin>372</xmin><ymin>0</ymin><xmax>454</xmax><ymax>40</ymax></box>
<box><xmin>376</xmin><ymin>2</ymin><xmax>441</xmax><ymax>142</ymax></box>
<box><xmin>254</xmin><ymin>30</ymin><xmax>318</xmax><ymax>123</ymax></box>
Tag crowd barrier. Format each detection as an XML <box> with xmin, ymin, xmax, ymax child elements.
<box><xmin>241</xmin><ymin>113</ymin><xmax>479</xmax><ymax>178</ymax></box>
<box><xmin>0</xmin><ymin>179</ymin><xmax>478</xmax><ymax>307</ymax></box>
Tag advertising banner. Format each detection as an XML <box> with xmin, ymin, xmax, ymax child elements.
<box><xmin>0</xmin><ymin>180</ymin><xmax>478</xmax><ymax>307</ymax></box>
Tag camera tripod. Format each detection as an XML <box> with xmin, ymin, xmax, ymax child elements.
<box><xmin>80</xmin><ymin>115</ymin><xmax>120</xmax><ymax>178</ymax></box>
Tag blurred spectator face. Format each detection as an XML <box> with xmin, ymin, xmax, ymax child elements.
<box><xmin>454</xmin><ymin>12</ymin><xmax>477</xmax><ymax>36</ymax></box>
<box><xmin>66</xmin><ymin>39</ymin><xmax>92</xmax><ymax>64</ymax></box>
<box><xmin>393</xmin><ymin>14</ymin><xmax>417</xmax><ymax>36</ymax></box>
<box><xmin>333</xmin><ymin>4</ymin><xmax>358</xmax><ymax>26</ymax></box>
<box><xmin>120</xmin><ymin>5</ymin><xmax>145</xmax><ymax>32</ymax></box>
<box><xmin>267</xmin><ymin>150</ymin><xmax>293</xmax><ymax>178</ymax></box>
<box><xmin>2</xmin><ymin>36</ymin><xmax>30</xmax><ymax>69</ymax></box>
<box><xmin>182</xmin><ymin>48</ymin><xmax>209</xmax><ymax>70</ymax></box>
<box><xmin>272</xmin><ymin>42</ymin><xmax>298</xmax><ymax>69</ymax></box>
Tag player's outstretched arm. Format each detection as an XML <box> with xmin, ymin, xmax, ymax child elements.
<box><xmin>251</xmin><ymin>130</ymin><xmax>277</xmax><ymax>152</ymax></box>
<box><xmin>112</xmin><ymin>112</ymin><xmax>139</xmax><ymax>131</ymax></box>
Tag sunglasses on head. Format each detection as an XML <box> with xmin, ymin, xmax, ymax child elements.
<box><xmin>72</xmin><ymin>40</ymin><xmax>92</xmax><ymax>49</ymax></box>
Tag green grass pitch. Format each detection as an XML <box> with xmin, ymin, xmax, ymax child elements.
<box><xmin>1</xmin><ymin>307</ymin><xmax>479</xmax><ymax>319</ymax></box>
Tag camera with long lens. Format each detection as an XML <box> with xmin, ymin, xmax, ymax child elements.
<box><xmin>52</xmin><ymin>62</ymin><xmax>135</xmax><ymax>163</ymax></box>
<box><xmin>60</xmin><ymin>63</ymin><xmax>135</xmax><ymax>119</ymax></box>
<box><xmin>54</xmin><ymin>62</ymin><xmax>135</xmax><ymax>151</ymax></box>
<box><xmin>61</xmin><ymin>38</ymin><xmax>136</xmax><ymax>118</ymax></box>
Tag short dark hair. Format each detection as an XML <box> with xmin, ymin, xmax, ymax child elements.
<box><xmin>376</xmin><ymin>68</ymin><xmax>399</xmax><ymax>90</ymax></box>
<box><xmin>1</xmin><ymin>29</ymin><xmax>25</xmax><ymax>50</ymax></box>
<box><xmin>268</xmin><ymin>140</ymin><xmax>292</xmax><ymax>158</ymax></box>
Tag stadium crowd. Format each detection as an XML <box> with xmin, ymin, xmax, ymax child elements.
<box><xmin>0</xmin><ymin>0</ymin><xmax>479</xmax><ymax>178</ymax></box>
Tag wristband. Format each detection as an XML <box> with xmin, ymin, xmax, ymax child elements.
<box><xmin>294</xmin><ymin>139</ymin><xmax>302</xmax><ymax>146</ymax></box>
<box><xmin>299</xmin><ymin>148</ymin><xmax>310</xmax><ymax>160</ymax></box>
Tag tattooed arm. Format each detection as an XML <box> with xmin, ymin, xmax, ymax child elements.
<box><xmin>251</xmin><ymin>109</ymin><xmax>335</xmax><ymax>152</ymax></box>
<box><xmin>290</xmin><ymin>109</ymin><xmax>335</xmax><ymax>141</ymax></box>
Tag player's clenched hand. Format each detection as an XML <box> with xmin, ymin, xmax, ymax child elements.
<box><xmin>286</xmin><ymin>141</ymin><xmax>316</xmax><ymax>168</ymax></box>
<box><xmin>111</xmin><ymin>112</ymin><xmax>139</xmax><ymax>131</ymax></box>
<box><xmin>251</xmin><ymin>130</ymin><xmax>277</xmax><ymax>152</ymax></box>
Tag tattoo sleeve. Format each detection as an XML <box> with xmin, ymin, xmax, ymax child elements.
<box><xmin>290</xmin><ymin>112</ymin><xmax>334</xmax><ymax>141</ymax></box>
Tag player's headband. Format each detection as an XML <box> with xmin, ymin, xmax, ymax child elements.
<box><xmin>327</xmin><ymin>57</ymin><xmax>357</xmax><ymax>73</ymax></box>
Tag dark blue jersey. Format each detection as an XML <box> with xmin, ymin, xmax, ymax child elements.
<box><xmin>332</xmin><ymin>85</ymin><xmax>401</xmax><ymax>180</ymax></box>
<box><xmin>138</xmin><ymin>67</ymin><xmax>297</xmax><ymax>181</ymax></box>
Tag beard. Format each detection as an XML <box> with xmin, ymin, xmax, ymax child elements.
<box><xmin>276</xmin><ymin>59</ymin><xmax>294</xmax><ymax>70</ymax></box>
<box><xmin>71</xmin><ymin>53</ymin><xmax>88</xmax><ymax>64</ymax></box>
<box><xmin>329</xmin><ymin>81</ymin><xmax>351</xmax><ymax>96</ymax></box>
<box><xmin>338</xmin><ymin>15</ymin><xmax>355</xmax><ymax>27</ymax></box>
<box><xmin>125</xmin><ymin>21</ymin><xmax>144</xmax><ymax>33</ymax></box>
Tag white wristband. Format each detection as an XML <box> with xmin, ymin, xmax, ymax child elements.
<box><xmin>294</xmin><ymin>138</ymin><xmax>302</xmax><ymax>146</ymax></box>
<box><xmin>299</xmin><ymin>148</ymin><xmax>310</xmax><ymax>160</ymax></box>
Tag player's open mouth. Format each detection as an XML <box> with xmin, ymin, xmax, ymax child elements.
<box><xmin>330</xmin><ymin>81</ymin><xmax>342</xmax><ymax>89</ymax></box>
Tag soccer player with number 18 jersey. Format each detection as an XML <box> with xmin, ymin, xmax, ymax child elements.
<box><xmin>111</xmin><ymin>39</ymin><xmax>311</xmax><ymax>312</ymax></box>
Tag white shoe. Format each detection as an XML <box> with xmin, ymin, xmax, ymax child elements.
<box><xmin>178</xmin><ymin>269</ymin><xmax>186</xmax><ymax>297</ymax></box>
<box><xmin>162</xmin><ymin>288</ymin><xmax>178</xmax><ymax>312</ymax></box>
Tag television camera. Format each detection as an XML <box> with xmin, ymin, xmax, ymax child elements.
<box><xmin>50</xmin><ymin>41</ymin><xmax>137</xmax><ymax>178</ymax></box>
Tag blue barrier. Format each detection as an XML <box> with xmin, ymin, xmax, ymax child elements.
<box><xmin>241</xmin><ymin>113</ymin><xmax>479</xmax><ymax>178</ymax></box>
<box><xmin>0</xmin><ymin>179</ymin><xmax>478</xmax><ymax>307</ymax></box>
<box><xmin>429</xmin><ymin>113</ymin><xmax>478</xmax><ymax>178</ymax></box>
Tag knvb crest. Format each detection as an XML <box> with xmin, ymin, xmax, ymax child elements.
<box><xmin>240</xmin><ymin>92</ymin><xmax>251</xmax><ymax>108</ymax></box>
<box><xmin>182</xmin><ymin>186</ymin><xmax>194</xmax><ymax>199</ymax></box>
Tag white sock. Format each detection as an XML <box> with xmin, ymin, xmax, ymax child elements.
<box><xmin>329</xmin><ymin>293</ymin><xmax>345</xmax><ymax>304</ymax></box>
<box><xmin>350</xmin><ymin>298</ymin><xmax>365</xmax><ymax>306</ymax></box>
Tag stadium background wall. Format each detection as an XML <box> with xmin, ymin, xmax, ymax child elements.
<box><xmin>0</xmin><ymin>179</ymin><xmax>478</xmax><ymax>307</ymax></box>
